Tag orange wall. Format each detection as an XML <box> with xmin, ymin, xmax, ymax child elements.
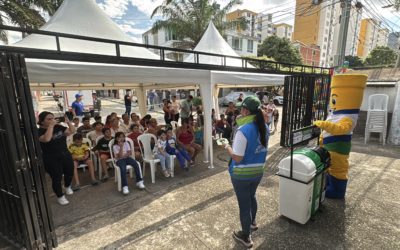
<box><xmin>357</xmin><ymin>19</ymin><xmax>368</xmax><ymax>58</ymax></box>
<box><xmin>293</xmin><ymin>0</ymin><xmax>321</xmax><ymax>45</ymax></box>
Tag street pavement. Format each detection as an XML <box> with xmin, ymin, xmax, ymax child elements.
<box><xmin>34</xmin><ymin>96</ymin><xmax>400</xmax><ymax>250</ymax></box>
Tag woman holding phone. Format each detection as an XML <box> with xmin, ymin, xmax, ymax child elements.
<box><xmin>221</xmin><ymin>96</ymin><xmax>270</xmax><ymax>248</ymax></box>
<box><xmin>38</xmin><ymin>111</ymin><xmax>76</xmax><ymax>205</ymax></box>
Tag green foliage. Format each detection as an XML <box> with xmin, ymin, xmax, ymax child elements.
<box><xmin>0</xmin><ymin>0</ymin><xmax>63</xmax><ymax>43</ymax></box>
<box><xmin>365</xmin><ymin>46</ymin><xmax>397</xmax><ymax>66</ymax></box>
<box><xmin>258</xmin><ymin>36</ymin><xmax>303</xmax><ymax>65</ymax></box>
<box><xmin>151</xmin><ymin>0</ymin><xmax>244</xmax><ymax>48</ymax></box>
<box><xmin>344</xmin><ymin>55</ymin><xmax>364</xmax><ymax>68</ymax></box>
<box><xmin>192</xmin><ymin>96</ymin><xmax>202</xmax><ymax>107</ymax></box>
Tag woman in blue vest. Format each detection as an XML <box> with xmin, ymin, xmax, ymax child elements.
<box><xmin>222</xmin><ymin>96</ymin><xmax>269</xmax><ymax>248</ymax></box>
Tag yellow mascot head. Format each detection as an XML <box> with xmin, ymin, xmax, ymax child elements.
<box><xmin>329</xmin><ymin>74</ymin><xmax>368</xmax><ymax>112</ymax></box>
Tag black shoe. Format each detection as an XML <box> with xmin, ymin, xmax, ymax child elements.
<box><xmin>72</xmin><ymin>185</ymin><xmax>81</xmax><ymax>191</ymax></box>
<box><xmin>251</xmin><ymin>223</ymin><xmax>258</xmax><ymax>232</ymax></box>
<box><xmin>233</xmin><ymin>231</ymin><xmax>253</xmax><ymax>248</ymax></box>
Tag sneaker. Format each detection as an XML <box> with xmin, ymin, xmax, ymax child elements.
<box><xmin>233</xmin><ymin>231</ymin><xmax>253</xmax><ymax>248</ymax></box>
<box><xmin>91</xmin><ymin>180</ymin><xmax>100</xmax><ymax>186</ymax></box>
<box><xmin>163</xmin><ymin>170</ymin><xmax>170</xmax><ymax>177</ymax></box>
<box><xmin>102</xmin><ymin>175</ymin><xmax>110</xmax><ymax>182</ymax></box>
<box><xmin>169</xmin><ymin>170</ymin><xmax>174</xmax><ymax>178</ymax></box>
<box><xmin>72</xmin><ymin>185</ymin><xmax>81</xmax><ymax>191</ymax></box>
<box><xmin>251</xmin><ymin>223</ymin><xmax>259</xmax><ymax>232</ymax></box>
<box><xmin>57</xmin><ymin>195</ymin><xmax>69</xmax><ymax>206</ymax></box>
<box><xmin>136</xmin><ymin>181</ymin><xmax>145</xmax><ymax>189</ymax></box>
<box><xmin>65</xmin><ymin>186</ymin><xmax>73</xmax><ymax>195</ymax></box>
<box><xmin>190</xmin><ymin>161</ymin><xmax>195</xmax><ymax>167</ymax></box>
<box><xmin>122</xmin><ymin>186</ymin><xmax>129</xmax><ymax>195</ymax></box>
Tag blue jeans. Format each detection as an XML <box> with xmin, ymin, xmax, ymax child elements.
<box><xmin>116</xmin><ymin>157</ymin><xmax>143</xmax><ymax>187</ymax></box>
<box><xmin>125</xmin><ymin>105</ymin><xmax>131</xmax><ymax>116</ymax></box>
<box><xmin>166</xmin><ymin>147</ymin><xmax>191</xmax><ymax>169</ymax></box>
<box><xmin>231</xmin><ymin>176</ymin><xmax>262</xmax><ymax>236</ymax></box>
<box><xmin>157</xmin><ymin>153</ymin><xmax>171</xmax><ymax>171</ymax></box>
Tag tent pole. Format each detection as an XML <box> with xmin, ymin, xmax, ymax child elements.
<box><xmin>199</xmin><ymin>79</ymin><xmax>214</xmax><ymax>169</ymax></box>
<box><xmin>136</xmin><ymin>85</ymin><xmax>147</xmax><ymax>117</ymax></box>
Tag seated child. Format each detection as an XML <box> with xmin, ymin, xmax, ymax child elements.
<box><xmin>127</xmin><ymin>124</ymin><xmax>143</xmax><ymax>160</ymax></box>
<box><xmin>156</xmin><ymin>130</ymin><xmax>172</xmax><ymax>177</ymax></box>
<box><xmin>112</xmin><ymin>132</ymin><xmax>145</xmax><ymax>195</ymax></box>
<box><xmin>93</xmin><ymin>127</ymin><xmax>113</xmax><ymax>181</ymax></box>
<box><xmin>216</xmin><ymin>114</ymin><xmax>232</xmax><ymax>139</ymax></box>
<box><xmin>165</xmin><ymin>128</ymin><xmax>192</xmax><ymax>171</ymax></box>
<box><xmin>68</xmin><ymin>133</ymin><xmax>99</xmax><ymax>190</ymax></box>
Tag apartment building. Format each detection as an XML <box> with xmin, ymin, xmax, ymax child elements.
<box><xmin>273</xmin><ymin>23</ymin><xmax>293</xmax><ymax>40</ymax></box>
<box><xmin>293</xmin><ymin>41</ymin><xmax>321</xmax><ymax>66</ymax></box>
<box><xmin>388</xmin><ymin>32</ymin><xmax>400</xmax><ymax>50</ymax></box>
<box><xmin>357</xmin><ymin>19</ymin><xmax>389</xmax><ymax>59</ymax></box>
<box><xmin>293</xmin><ymin>0</ymin><xmax>362</xmax><ymax>67</ymax></box>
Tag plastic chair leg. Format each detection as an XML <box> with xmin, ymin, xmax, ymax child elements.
<box><xmin>114</xmin><ymin>167</ymin><xmax>118</xmax><ymax>183</ymax></box>
<box><xmin>142</xmin><ymin>162</ymin><xmax>146</xmax><ymax>177</ymax></box>
<box><xmin>116</xmin><ymin>168</ymin><xmax>122</xmax><ymax>192</ymax></box>
<box><xmin>169</xmin><ymin>156</ymin><xmax>175</xmax><ymax>178</ymax></box>
<box><xmin>129</xmin><ymin>167</ymin><xmax>134</xmax><ymax>178</ymax></box>
<box><xmin>150</xmin><ymin>162</ymin><xmax>156</xmax><ymax>184</ymax></box>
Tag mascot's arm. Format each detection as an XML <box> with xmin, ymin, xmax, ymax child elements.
<box><xmin>314</xmin><ymin>117</ymin><xmax>353</xmax><ymax>135</ymax></box>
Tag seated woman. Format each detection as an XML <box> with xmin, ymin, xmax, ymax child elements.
<box><xmin>145</xmin><ymin>118</ymin><xmax>159</xmax><ymax>150</ymax></box>
<box><xmin>176</xmin><ymin>118</ymin><xmax>202</xmax><ymax>162</ymax></box>
<box><xmin>140</xmin><ymin>114</ymin><xmax>152</xmax><ymax>130</ymax></box>
<box><xmin>127</xmin><ymin>124</ymin><xmax>143</xmax><ymax>160</ymax></box>
<box><xmin>112</xmin><ymin>132</ymin><xmax>145</xmax><ymax>195</ymax></box>
<box><xmin>130</xmin><ymin>113</ymin><xmax>144</xmax><ymax>132</ymax></box>
<box><xmin>87</xmin><ymin>121</ymin><xmax>104</xmax><ymax>144</ymax></box>
<box><xmin>93</xmin><ymin>127</ymin><xmax>113</xmax><ymax>181</ymax></box>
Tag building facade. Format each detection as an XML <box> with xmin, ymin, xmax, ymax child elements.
<box><xmin>293</xmin><ymin>0</ymin><xmax>362</xmax><ymax>67</ymax></box>
<box><xmin>388</xmin><ymin>32</ymin><xmax>400</xmax><ymax>50</ymax></box>
<box><xmin>273</xmin><ymin>23</ymin><xmax>293</xmax><ymax>40</ymax></box>
<box><xmin>357</xmin><ymin>19</ymin><xmax>388</xmax><ymax>59</ymax></box>
<box><xmin>293</xmin><ymin>41</ymin><xmax>321</xmax><ymax>66</ymax></box>
<box><xmin>224</xmin><ymin>30</ymin><xmax>258</xmax><ymax>56</ymax></box>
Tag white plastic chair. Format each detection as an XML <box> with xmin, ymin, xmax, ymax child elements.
<box><xmin>95</xmin><ymin>135</ymin><xmax>113</xmax><ymax>179</ymax></box>
<box><xmin>365</xmin><ymin>94</ymin><xmax>389</xmax><ymax>145</ymax></box>
<box><xmin>109</xmin><ymin>138</ymin><xmax>141</xmax><ymax>191</ymax></box>
<box><xmin>137</xmin><ymin>134</ymin><xmax>160</xmax><ymax>184</ymax></box>
<box><xmin>169</xmin><ymin>155</ymin><xmax>176</xmax><ymax>177</ymax></box>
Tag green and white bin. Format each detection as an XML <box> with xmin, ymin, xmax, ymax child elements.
<box><xmin>278</xmin><ymin>147</ymin><xmax>330</xmax><ymax>224</ymax></box>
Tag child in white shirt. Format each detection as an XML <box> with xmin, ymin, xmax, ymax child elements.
<box><xmin>156</xmin><ymin>130</ymin><xmax>172</xmax><ymax>177</ymax></box>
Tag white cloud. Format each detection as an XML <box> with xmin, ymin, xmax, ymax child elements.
<box><xmin>132</xmin><ymin>0</ymin><xmax>164</xmax><ymax>16</ymax></box>
<box><xmin>118</xmin><ymin>23</ymin><xmax>148</xmax><ymax>35</ymax></box>
<box><xmin>97</xmin><ymin>0</ymin><xmax>130</xmax><ymax>18</ymax></box>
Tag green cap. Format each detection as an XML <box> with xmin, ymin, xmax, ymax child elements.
<box><xmin>236</xmin><ymin>96</ymin><xmax>261</xmax><ymax>112</ymax></box>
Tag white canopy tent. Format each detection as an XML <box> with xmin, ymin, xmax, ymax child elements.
<box><xmin>184</xmin><ymin>22</ymin><xmax>285</xmax><ymax>116</ymax></box>
<box><xmin>9</xmin><ymin>0</ymin><xmax>286</xmax><ymax>168</ymax></box>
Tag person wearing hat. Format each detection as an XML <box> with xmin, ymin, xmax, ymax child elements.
<box><xmin>72</xmin><ymin>93</ymin><xmax>85</xmax><ymax>121</ymax></box>
<box><xmin>221</xmin><ymin>96</ymin><xmax>270</xmax><ymax>248</ymax></box>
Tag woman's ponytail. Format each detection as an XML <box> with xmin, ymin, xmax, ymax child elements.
<box><xmin>253</xmin><ymin>109</ymin><xmax>267</xmax><ymax>147</ymax></box>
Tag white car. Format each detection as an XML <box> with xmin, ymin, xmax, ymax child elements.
<box><xmin>273</xmin><ymin>96</ymin><xmax>284</xmax><ymax>105</ymax></box>
<box><xmin>219</xmin><ymin>91</ymin><xmax>256</xmax><ymax>106</ymax></box>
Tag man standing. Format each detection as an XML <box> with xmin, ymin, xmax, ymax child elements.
<box><xmin>180</xmin><ymin>95</ymin><xmax>193</xmax><ymax>122</ymax></box>
<box><xmin>71</xmin><ymin>93</ymin><xmax>85</xmax><ymax>121</ymax></box>
<box><xmin>148</xmin><ymin>90</ymin><xmax>155</xmax><ymax>111</ymax></box>
<box><xmin>124</xmin><ymin>90</ymin><xmax>132</xmax><ymax>116</ymax></box>
<box><xmin>171</xmin><ymin>95</ymin><xmax>181</xmax><ymax>122</ymax></box>
<box><xmin>92</xmin><ymin>92</ymin><xmax>101</xmax><ymax>117</ymax></box>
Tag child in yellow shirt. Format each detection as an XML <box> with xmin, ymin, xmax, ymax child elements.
<box><xmin>68</xmin><ymin>133</ymin><xmax>99</xmax><ymax>190</ymax></box>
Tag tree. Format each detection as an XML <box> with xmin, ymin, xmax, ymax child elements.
<box><xmin>258</xmin><ymin>36</ymin><xmax>302</xmax><ymax>65</ymax></box>
<box><xmin>365</xmin><ymin>46</ymin><xmax>397</xmax><ymax>66</ymax></box>
<box><xmin>151</xmin><ymin>0</ymin><xmax>245</xmax><ymax>48</ymax></box>
<box><xmin>0</xmin><ymin>0</ymin><xmax>62</xmax><ymax>43</ymax></box>
<box><xmin>344</xmin><ymin>55</ymin><xmax>364</xmax><ymax>68</ymax></box>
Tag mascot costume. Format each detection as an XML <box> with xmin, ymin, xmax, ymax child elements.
<box><xmin>314</xmin><ymin>74</ymin><xmax>367</xmax><ymax>199</ymax></box>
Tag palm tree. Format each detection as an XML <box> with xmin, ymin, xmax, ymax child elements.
<box><xmin>151</xmin><ymin>0</ymin><xmax>246</xmax><ymax>48</ymax></box>
<box><xmin>0</xmin><ymin>0</ymin><xmax>62</xmax><ymax>43</ymax></box>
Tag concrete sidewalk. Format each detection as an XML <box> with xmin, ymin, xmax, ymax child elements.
<box><xmin>54</xmin><ymin>137</ymin><xmax>400</xmax><ymax>250</ymax></box>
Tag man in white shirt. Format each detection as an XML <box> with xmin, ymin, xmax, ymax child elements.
<box><xmin>171</xmin><ymin>95</ymin><xmax>181</xmax><ymax>122</ymax></box>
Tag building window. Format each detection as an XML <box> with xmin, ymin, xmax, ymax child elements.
<box><xmin>232</xmin><ymin>37</ymin><xmax>242</xmax><ymax>51</ymax></box>
<box><xmin>143</xmin><ymin>35</ymin><xmax>149</xmax><ymax>45</ymax></box>
<box><xmin>247</xmin><ymin>40</ymin><xmax>254</xmax><ymax>53</ymax></box>
<box><xmin>165</xmin><ymin>30</ymin><xmax>177</xmax><ymax>42</ymax></box>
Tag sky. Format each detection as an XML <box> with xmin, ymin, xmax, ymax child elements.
<box><xmin>5</xmin><ymin>0</ymin><xmax>400</xmax><ymax>44</ymax></box>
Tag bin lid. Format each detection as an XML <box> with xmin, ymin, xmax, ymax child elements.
<box><xmin>278</xmin><ymin>154</ymin><xmax>316</xmax><ymax>182</ymax></box>
<box><xmin>294</xmin><ymin>148</ymin><xmax>324</xmax><ymax>169</ymax></box>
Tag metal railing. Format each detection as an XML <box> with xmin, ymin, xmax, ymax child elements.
<box><xmin>0</xmin><ymin>25</ymin><xmax>332</xmax><ymax>76</ymax></box>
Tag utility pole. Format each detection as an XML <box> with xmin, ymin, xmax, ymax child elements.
<box><xmin>334</xmin><ymin>0</ymin><xmax>352</xmax><ymax>67</ymax></box>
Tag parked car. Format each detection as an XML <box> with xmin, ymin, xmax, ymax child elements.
<box><xmin>219</xmin><ymin>91</ymin><xmax>256</xmax><ymax>106</ymax></box>
<box><xmin>273</xmin><ymin>95</ymin><xmax>284</xmax><ymax>105</ymax></box>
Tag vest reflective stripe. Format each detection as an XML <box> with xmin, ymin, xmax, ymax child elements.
<box><xmin>229</xmin><ymin>122</ymin><xmax>268</xmax><ymax>180</ymax></box>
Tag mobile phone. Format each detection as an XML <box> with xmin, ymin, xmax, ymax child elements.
<box><xmin>56</xmin><ymin>116</ymin><xmax>65</xmax><ymax>123</ymax></box>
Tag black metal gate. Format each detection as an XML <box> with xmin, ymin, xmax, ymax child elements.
<box><xmin>280</xmin><ymin>75</ymin><xmax>331</xmax><ymax>147</ymax></box>
<box><xmin>0</xmin><ymin>53</ymin><xmax>57</xmax><ymax>249</ymax></box>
